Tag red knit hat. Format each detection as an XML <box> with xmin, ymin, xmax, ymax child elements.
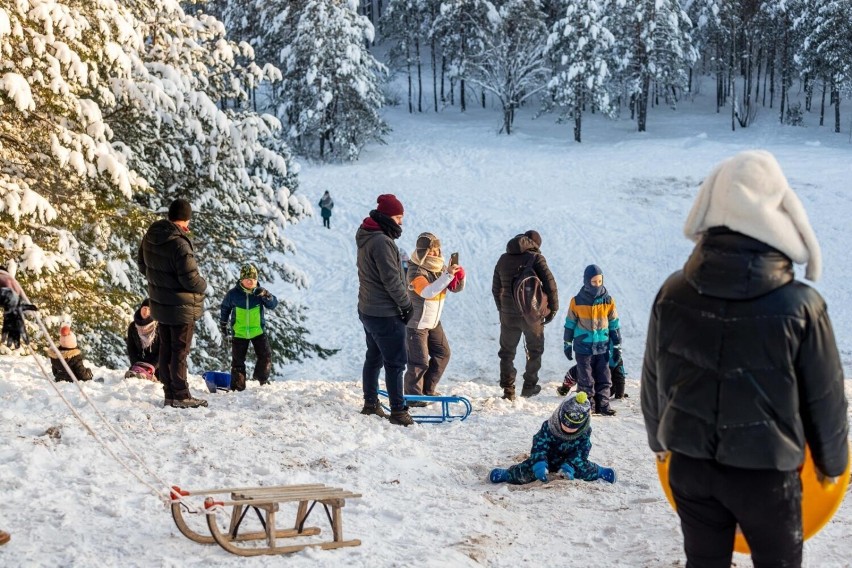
<box><xmin>376</xmin><ymin>194</ymin><xmax>404</xmax><ymax>216</ymax></box>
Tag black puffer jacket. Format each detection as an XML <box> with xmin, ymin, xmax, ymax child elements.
<box><xmin>137</xmin><ymin>220</ymin><xmax>207</xmax><ymax>325</ymax></box>
<box><xmin>492</xmin><ymin>234</ymin><xmax>558</xmax><ymax>317</ymax></box>
<box><xmin>641</xmin><ymin>228</ymin><xmax>848</xmax><ymax>476</ymax></box>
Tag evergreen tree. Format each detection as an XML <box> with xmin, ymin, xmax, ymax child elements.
<box><xmin>279</xmin><ymin>0</ymin><xmax>388</xmax><ymax>160</ymax></box>
<box><xmin>546</xmin><ymin>0</ymin><xmax>617</xmax><ymax>142</ymax></box>
<box><xmin>382</xmin><ymin>0</ymin><xmax>429</xmax><ymax>113</ymax></box>
<box><xmin>615</xmin><ymin>0</ymin><xmax>697</xmax><ymax>132</ymax></box>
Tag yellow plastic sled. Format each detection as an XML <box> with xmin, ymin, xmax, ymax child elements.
<box><xmin>656</xmin><ymin>446</ymin><xmax>850</xmax><ymax>554</ymax></box>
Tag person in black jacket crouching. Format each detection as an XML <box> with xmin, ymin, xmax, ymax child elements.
<box><xmin>641</xmin><ymin>150</ymin><xmax>848</xmax><ymax>568</ymax></box>
<box><xmin>138</xmin><ymin>198</ymin><xmax>208</xmax><ymax>409</ymax></box>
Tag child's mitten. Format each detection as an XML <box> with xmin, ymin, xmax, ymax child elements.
<box><xmin>532</xmin><ymin>461</ymin><xmax>549</xmax><ymax>483</ymax></box>
<box><xmin>489</xmin><ymin>468</ymin><xmax>509</xmax><ymax>483</ymax></box>
<box><xmin>560</xmin><ymin>463</ymin><xmax>575</xmax><ymax>480</ymax></box>
<box><xmin>598</xmin><ymin>466</ymin><xmax>617</xmax><ymax>484</ymax></box>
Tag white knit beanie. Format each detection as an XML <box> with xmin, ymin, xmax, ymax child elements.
<box><xmin>59</xmin><ymin>324</ymin><xmax>77</xmax><ymax>349</ymax></box>
<box><xmin>683</xmin><ymin>150</ymin><xmax>822</xmax><ymax>281</ymax></box>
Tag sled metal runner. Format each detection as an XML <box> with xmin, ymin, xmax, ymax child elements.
<box><xmin>378</xmin><ymin>389</ymin><xmax>472</xmax><ymax>423</ymax></box>
<box><xmin>170</xmin><ymin>484</ymin><xmax>362</xmax><ymax>556</ymax></box>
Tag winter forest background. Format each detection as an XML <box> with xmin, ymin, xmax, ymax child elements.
<box><xmin>1</xmin><ymin>0</ymin><xmax>851</xmax><ymax>371</ymax></box>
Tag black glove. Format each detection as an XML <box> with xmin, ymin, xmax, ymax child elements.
<box><xmin>563</xmin><ymin>342</ymin><xmax>573</xmax><ymax>361</ymax></box>
<box><xmin>612</xmin><ymin>345</ymin><xmax>622</xmax><ymax>362</ymax></box>
<box><xmin>400</xmin><ymin>305</ymin><xmax>414</xmax><ymax>323</ymax></box>
<box><xmin>0</xmin><ymin>288</ymin><xmax>19</xmax><ymax>311</ymax></box>
<box><xmin>254</xmin><ymin>287</ymin><xmax>271</xmax><ymax>299</ymax></box>
<box><xmin>219</xmin><ymin>320</ymin><xmax>230</xmax><ymax>340</ymax></box>
<box><xmin>2</xmin><ymin>303</ymin><xmax>37</xmax><ymax>349</ymax></box>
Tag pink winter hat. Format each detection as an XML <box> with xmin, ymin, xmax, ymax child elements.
<box><xmin>59</xmin><ymin>324</ymin><xmax>77</xmax><ymax>349</ymax></box>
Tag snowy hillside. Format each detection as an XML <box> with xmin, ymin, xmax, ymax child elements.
<box><xmin>2</xmin><ymin>99</ymin><xmax>852</xmax><ymax>567</ymax></box>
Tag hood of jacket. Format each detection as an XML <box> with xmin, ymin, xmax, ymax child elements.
<box><xmin>356</xmin><ymin>225</ymin><xmax>386</xmax><ymax>249</ymax></box>
<box><xmin>144</xmin><ymin>219</ymin><xmax>189</xmax><ymax>247</ymax></box>
<box><xmin>684</xmin><ymin>227</ymin><xmax>794</xmax><ymax>300</ymax></box>
<box><xmin>505</xmin><ymin>234</ymin><xmax>539</xmax><ymax>255</ymax></box>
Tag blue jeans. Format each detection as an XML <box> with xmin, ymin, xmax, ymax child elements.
<box><xmin>359</xmin><ymin>311</ymin><xmax>407</xmax><ymax>411</ymax></box>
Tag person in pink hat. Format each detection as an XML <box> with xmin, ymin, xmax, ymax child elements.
<box><xmin>355</xmin><ymin>194</ymin><xmax>414</xmax><ymax>426</ymax></box>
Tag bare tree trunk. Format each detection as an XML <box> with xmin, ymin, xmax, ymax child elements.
<box><xmin>415</xmin><ymin>36</ymin><xmax>422</xmax><ymax>113</ymax></box>
<box><xmin>460</xmin><ymin>79</ymin><xmax>466</xmax><ymax>111</ymax></box>
<box><xmin>688</xmin><ymin>67</ymin><xmax>693</xmax><ymax>94</ymax></box>
<box><xmin>637</xmin><ymin>75</ymin><xmax>650</xmax><ymax>132</ymax></box>
<box><xmin>769</xmin><ymin>45</ymin><xmax>775</xmax><ymax>108</ymax></box>
<box><xmin>755</xmin><ymin>46</ymin><xmax>762</xmax><ymax>103</ymax></box>
<box><xmin>441</xmin><ymin>55</ymin><xmax>446</xmax><ymax>104</ymax></box>
<box><xmin>406</xmin><ymin>41</ymin><xmax>413</xmax><ymax>114</ymax></box>
<box><xmin>481</xmin><ymin>90</ymin><xmax>486</xmax><ymax>109</ymax></box>
<box><xmin>833</xmin><ymin>80</ymin><xmax>841</xmax><ymax>133</ymax></box>
<box><xmin>574</xmin><ymin>82</ymin><xmax>582</xmax><ymax>143</ymax></box>
<box><xmin>779</xmin><ymin>19</ymin><xmax>788</xmax><ymax>124</ymax></box>
<box><xmin>804</xmin><ymin>72</ymin><xmax>812</xmax><ymax>111</ymax></box>
<box><xmin>431</xmin><ymin>37</ymin><xmax>438</xmax><ymax>112</ymax></box>
<box><xmin>820</xmin><ymin>77</ymin><xmax>827</xmax><ymax>126</ymax></box>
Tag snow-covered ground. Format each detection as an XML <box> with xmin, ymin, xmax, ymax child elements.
<box><xmin>2</xmin><ymin>90</ymin><xmax>852</xmax><ymax>567</ymax></box>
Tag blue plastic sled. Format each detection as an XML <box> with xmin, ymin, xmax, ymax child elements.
<box><xmin>203</xmin><ymin>371</ymin><xmax>231</xmax><ymax>393</ymax></box>
<box><xmin>377</xmin><ymin>389</ymin><xmax>472</xmax><ymax>423</ymax></box>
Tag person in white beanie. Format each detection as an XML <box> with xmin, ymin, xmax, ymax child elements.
<box><xmin>48</xmin><ymin>324</ymin><xmax>93</xmax><ymax>382</ymax></box>
<box><xmin>641</xmin><ymin>150</ymin><xmax>848</xmax><ymax>568</ymax></box>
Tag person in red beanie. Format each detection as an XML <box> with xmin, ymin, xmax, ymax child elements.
<box><xmin>355</xmin><ymin>194</ymin><xmax>415</xmax><ymax>426</ymax></box>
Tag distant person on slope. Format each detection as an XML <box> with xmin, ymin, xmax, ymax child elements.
<box><xmin>492</xmin><ymin>230</ymin><xmax>559</xmax><ymax>400</ymax></box>
<box><xmin>403</xmin><ymin>232</ymin><xmax>465</xmax><ymax>405</ymax></box>
<box><xmin>559</xmin><ymin>264</ymin><xmax>621</xmax><ymax>416</ymax></box>
<box><xmin>138</xmin><ymin>198</ymin><xmax>208</xmax><ymax>409</ymax></box>
<box><xmin>318</xmin><ymin>191</ymin><xmax>334</xmax><ymax>229</ymax></box>
<box><xmin>219</xmin><ymin>263</ymin><xmax>279</xmax><ymax>390</ymax></box>
<box><xmin>489</xmin><ymin>391</ymin><xmax>616</xmax><ymax>485</ymax></box>
<box><xmin>355</xmin><ymin>194</ymin><xmax>414</xmax><ymax>426</ymax></box>
<box><xmin>125</xmin><ymin>298</ymin><xmax>159</xmax><ymax>379</ymax></box>
<box><xmin>48</xmin><ymin>324</ymin><xmax>93</xmax><ymax>382</ymax></box>
<box><xmin>641</xmin><ymin>150</ymin><xmax>848</xmax><ymax>568</ymax></box>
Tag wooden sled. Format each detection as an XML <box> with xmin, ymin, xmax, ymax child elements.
<box><xmin>378</xmin><ymin>389</ymin><xmax>472</xmax><ymax>423</ymax></box>
<box><xmin>170</xmin><ymin>483</ymin><xmax>362</xmax><ymax>556</ymax></box>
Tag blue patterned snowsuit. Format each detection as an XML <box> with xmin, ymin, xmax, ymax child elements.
<box><xmin>505</xmin><ymin>421</ymin><xmax>602</xmax><ymax>484</ymax></box>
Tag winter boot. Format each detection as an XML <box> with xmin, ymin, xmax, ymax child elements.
<box><xmin>595</xmin><ymin>407</ymin><xmax>617</xmax><ymax>416</ymax></box>
<box><xmin>0</xmin><ymin>530</ymin><xmax>9</xmax><ymax>546</ymax></box>
<box><xmin>389</xmin><ymin>408</ymin><xmax>414</xmax><ymax>426</ymax></box>
<box><xmin>502</xmin><ymin>388</ymin><xmax>516</xmax><ymax>401</ymax></box>
<box><xmin>360</xmin><ymin>401</ymin><xmax>388</xmax><ymax>418</ymax></box>
<box><xmin>407</xmin><ymin>400</ymin><xmax>429</xmax><ymax>408</ymax></box>
<box><xmin>520</xmin><ymin>384</ymin><xmax>542</xmax><ymax>398</ymax></box>
<box><xmin>231</xmin><ymin>370</ymin><xmax>247</xmax><ymax>392</ymax></box>
<box><xmin>489</xmin><ymin>468</ymin><xmax>510</xmax><ymax>483</ymax></box>
<box><xmin>556</xmin><ymin>385</ymin><xmax>570</xmax><ymax>396</ymax></box>
<box><xmin>172</xmin><ymin>397</ymin><xmax>209</xmax><ymax>409</ymax></box>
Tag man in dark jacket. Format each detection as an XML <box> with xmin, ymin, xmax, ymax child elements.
<box><xmin>642</xmin><ymin>150</ymin><xmax>848</xmax><ymax>568</ymax></box>
<box><xmin>138</xmin><ymin>198</ymin><xmax>208</xmax><ymax>409</ymax></box>
<box><xmin>356</xmin><ymin>194</ymin><xmax>414</xmax><ymax>426</ymax></box>
<box><xmin>492</xmin><ymin>230</ymin><xmax>559</xmax><ymax>400</ymax></box>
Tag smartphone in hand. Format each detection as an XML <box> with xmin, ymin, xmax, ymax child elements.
<box><xmin>450</xmin><ymin>252</ymin><xmax>459</xmax><ymax>266</ymax></box>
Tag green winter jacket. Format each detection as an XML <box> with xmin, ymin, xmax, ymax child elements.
<box><xmin>220</xmin><ymin>283</ymin><xmax>279</xmax><ymax>339</ymax></box>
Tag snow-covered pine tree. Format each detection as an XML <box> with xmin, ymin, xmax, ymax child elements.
<box><xmin>382</xmin><ymin>0</ymin><xmax>429</xmax><ymax>113</ymax></box>
<box><xmin>687</xmin><ymin>0</ymin><xmax>738</xmax><ymax>116</ymax></box>
<box><xmin>546</xmin><ymin>0</ymin><xmax>617</xmax><ymax>142</ymax></box>
<box><xmin>0</xmin><ymin>0</ymin><xmax>149</xmax><ymax>360</ymax></box>
<box><xmin>795</xmin><ymin>0</ymin><xmax>852</xmax><ymax>133</ymax></box>
<box><xmin>279</xmin><ymin>0</ymin><xmax>388</xmax><ymax>161</ymax></box>
<box><xmin>111</xmin><ymin>0</ymin><xmax>333</xmax><ymax>373</ymax></box>
<box><xmin>614</xmin><ymin>0</ymin><xmax>697</xmax><ymax>132</ymax></box>
<box><xmin>431</xmin><ymin>0</ymin><xmax>493</xmax><ymax>112</ymax></box>
<box><xmin>462</xmin><ymin>0</ymin><xmax>550</xmax><ymax>134</ymax></box>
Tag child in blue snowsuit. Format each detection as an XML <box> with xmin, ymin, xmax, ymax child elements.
<box><xmin>489</xmin><ymin>392</ymin><xmax>617</xmax><ymax>485</ymax></box>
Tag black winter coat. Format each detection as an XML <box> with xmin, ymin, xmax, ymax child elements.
<box><xmin>49</xmin><ymin>347</ymin><xmax>93</xmax><ymax>382</ymax></box>
<box><xmin>126</xmin><ymin>309</ymin><xmax>159</xmax><ymax>366</ymax></box>
<box><xmin>492</xmin><ymin>234</ymin><xmax>559</xmax><ymax>317</ymax></box>
<box><xmin>137</xmin><ymin>220</ymin><xmax>207</xmax><ymax>325</ymax></box>
<box><xmin>356</xmin><ymin>225</ymin><xmax>411</xmax><ymax>318</ymax></box>
<box><xmin>641</xmin><ymin>228</ymin><xmax>848</xmax><ymax>476</ymax></box>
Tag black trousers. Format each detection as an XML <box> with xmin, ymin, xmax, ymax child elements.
<box><xmin>669</xmin><ymin>453</ymin><xmax>803</xmax><ymax>568</ymax></box>
<box><xmin>158</xmin><ymin>323</ymin><xmax>194</xmax><ymax>400</ymax></box>
<box><xmin>231</xmin><ymin>334</ymin><xmax>272</xmax><ymax>390</ymax></box>
<box><xmin>498</xmin><ymin>313</ymin><xmax>544</xmax><ymax>390</ymax></box>
<box><xmin>403</xmin><ymin>323</ymin><xmax>450</xmax><ymax>395</ymax></box>
<box><xmin>358</xmin><ymin>311</ymin><xmax>407</xmax><ymax>411</ymax></box>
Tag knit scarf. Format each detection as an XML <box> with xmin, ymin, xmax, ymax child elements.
<box><xmin>368</xmin><ymin>209</ymin><xmax>402</xmax><ymax>240</ymax></box>
<box><xmin>135</xmin><ymin>320</ymin><xmax>158</xmax><ymax>350</ymax></box>
<box><xmin>410</xmin><ymin>251</ymin><xmax>445</xmax><ymax>274</ymax></box>
<box><xmin>547</xmin><ymin>411</ymin><xmax>591</xmax><ymax>441</ymax></box>
<box><xmin>575</xmin><ymin>284</ymin><xmax>610</xmax><ymax>305</ymax></box>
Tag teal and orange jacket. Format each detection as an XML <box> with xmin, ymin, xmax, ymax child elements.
<box><xmin>564</xmin><ymin>286</ymin><xmax>621</xmax><ymax>356</ymax></box>
<box><xmin>220</xmin><ymin>283</ymin><xmax>279</xmax><ymax>339</ymax></box>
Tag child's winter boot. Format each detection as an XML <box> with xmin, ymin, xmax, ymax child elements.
<box><xmin>489</xmin><ymin>468</ymin><xmax>510</xmax><ymax>483</ymax></box>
